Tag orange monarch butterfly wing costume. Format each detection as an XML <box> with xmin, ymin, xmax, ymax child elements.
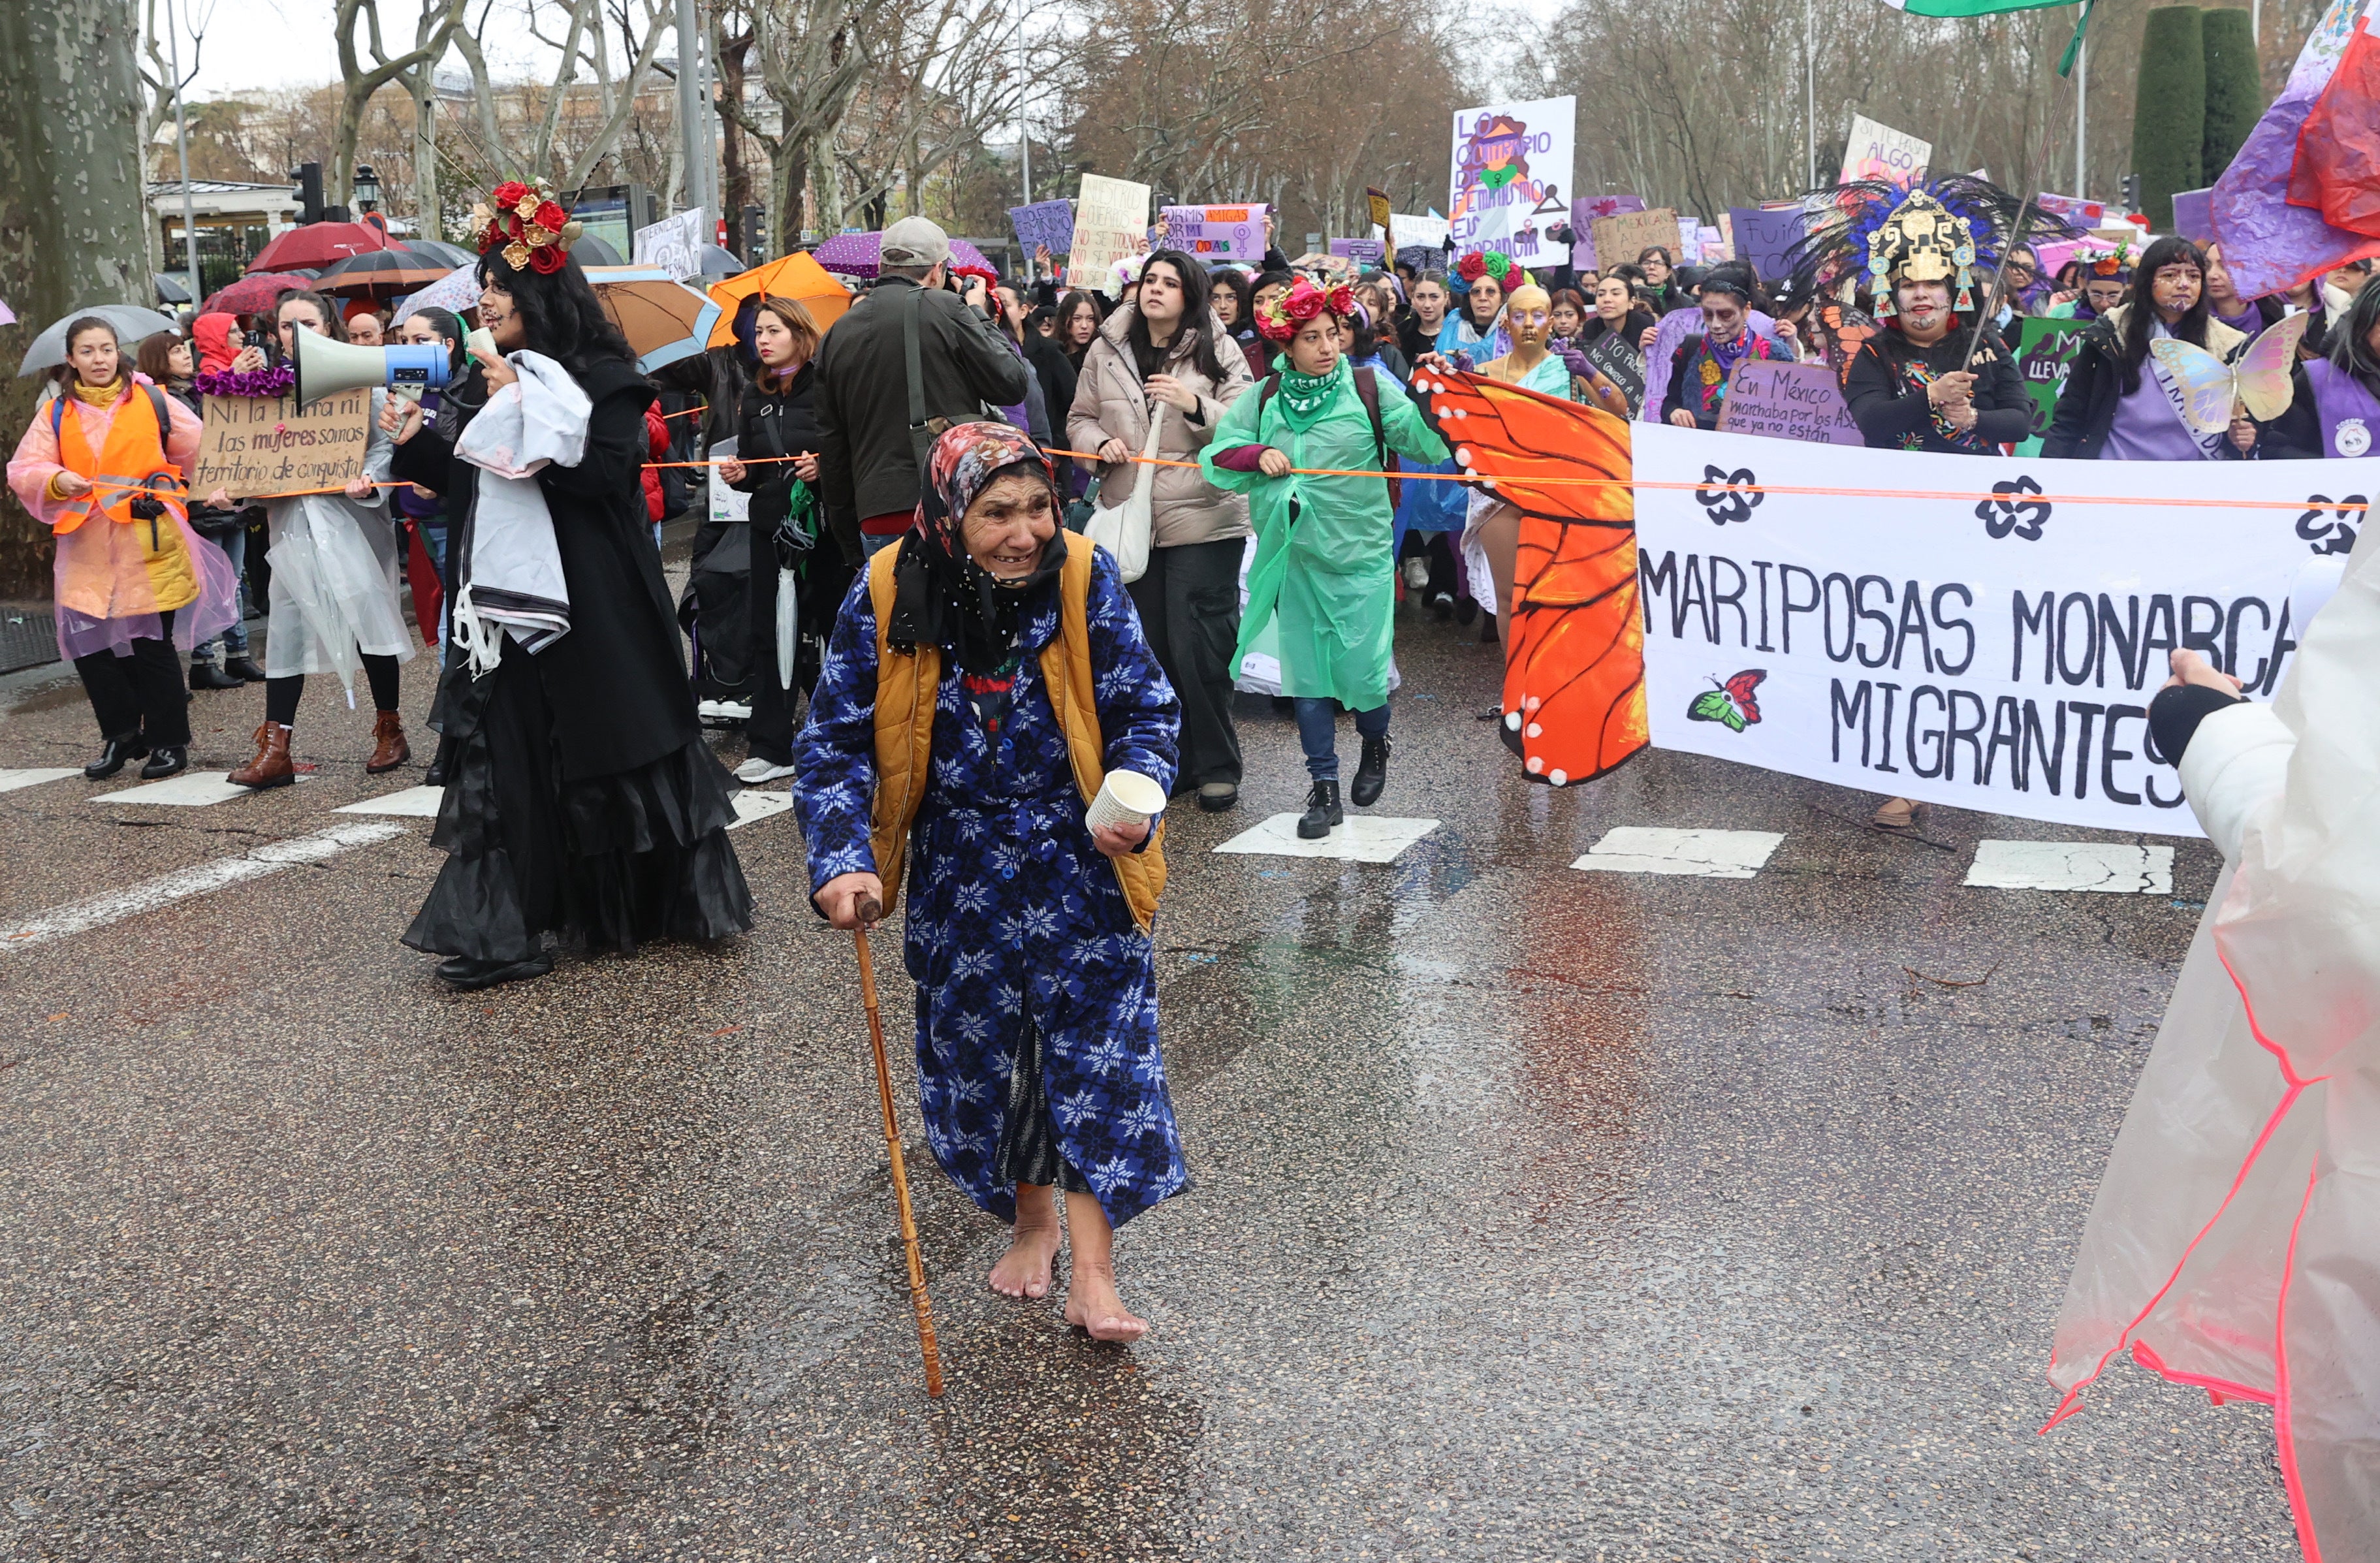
<box><xmin>1414</xmin><ymin>368</ymin><xmax>1648</xmax><ymax>787</ymax></box>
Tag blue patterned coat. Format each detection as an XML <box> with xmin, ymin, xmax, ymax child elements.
<box><xmin>794</xmin><ymin>548</ymin><xmax>1190</xmax><ymax>1227</ymax></box>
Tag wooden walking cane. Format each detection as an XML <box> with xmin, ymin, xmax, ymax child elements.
<box><xmin>851</xmin><ymin>898</ymin><xmax>945</xmax><ymax>1398</ymax></box>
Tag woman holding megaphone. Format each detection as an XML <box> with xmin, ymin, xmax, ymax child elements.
<box><xmin>378</xmin><ymin>180</ymin><xmax>751</xmax><ymax>990</ymax></box>
<box><xmin>202</xmin><ymin>289</ymin><xmax>416</xmax><ymax>790</ymax></box>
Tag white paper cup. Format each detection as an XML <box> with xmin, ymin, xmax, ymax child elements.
<box><xmin>1085</xmin><ymin>769</ymin><xmax>1167</xmax><ymax>834</ymax></box>
<box><xmin>464</xmin><ymin>326</ymin><xmax>499</xmax><ymax>365</ymax></box>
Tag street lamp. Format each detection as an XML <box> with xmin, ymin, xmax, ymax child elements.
<box><xmin>355</xmin><ymin>165</ymin><xmax>382</xmax><ymax>213</ymax></box>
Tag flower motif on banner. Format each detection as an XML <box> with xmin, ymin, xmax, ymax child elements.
<box><xmin>1696</xmin><ymin>465</ymin><xmax>1762</xmax><ymax>526</ymax></box>
<box><xmin>2295</xmin><ymin>493</ymin><xmax>2365</xmax><ymax>556</ymax></box>
<box><xmin>1976</xmin><ymin>475</ymin><xmax>2051</xmax><ymax>541</ymax></box>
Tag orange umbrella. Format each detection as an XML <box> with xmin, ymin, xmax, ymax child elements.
<box><xmin>705</xmin><ymin>251</ymin><xmax>853</xmax><ymax>347</ymax></box>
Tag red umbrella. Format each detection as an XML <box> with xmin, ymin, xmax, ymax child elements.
<box><xmin>247</xmin><ymin>221</ymin><xmax>394</xmax><ymax>274</ymax></box>
<box><xmin>199</xmin><ymin>272</ymin><xmax>309</xmax><ymax>316</ymax></box>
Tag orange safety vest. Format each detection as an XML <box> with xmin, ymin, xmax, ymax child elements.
<box><xmin>50</xmin><ymin>383</ymin><xmax>187</xmax><ymax>537</ymax></box>
<box><xmin>866</xmin><ymin>530</ymin><xmax>1167</xmax><ymax>932</ymax></box>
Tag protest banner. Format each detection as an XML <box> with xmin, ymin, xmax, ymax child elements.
<box><xmin>1730</xmin><ymin>205</ymin><xmax>1806</xmax><ymax>281</ymax></box>
<box><xmin>631</xmin><ymin>208</ymin><xmax>706</xmax><ymax>281</ymax></box>
<box><xmin>189</xmin><ymin>390</ymin><xmax>372</xmax><ymax>496</ymax></box>
<box><xmin>1581</xmin><ymin>331</ymin><xmax>1645</xmax><ymax>412</ymax></box>
<box><xmin>1676</xmin><ymin>217</ymin><xmax>1702</xmax><ymax>263</ymax></box>
<box><xmin>1008</xmin><ymin>198</ymin><xmax>1075</xmax><ymax>256</ymax></box>
<box><xmin>1449</xmin><ymin>97</ymin><xmax>1575</xmax><ymax>260</ymax></box>
<box><xmin>1840</xmin><ymin>115</ymin><xmax>1931</xmax><ymax>190</ymax></box>
<box><xmin>1631</xmin><ymin>425</ymin><xmax>2346</xmax><ymax>835</ymax></box>
<box><xmin>2170</xmin><ymin>187</ymin><xmax>2217</xmax><ymax>242</ymax></box>
<box><xmin>1715</xmin><ymin>360</ymin><xmax>1864</xmax><ymax>446</ymax></box>
<box><xmin>2035</xmin><ymin>193</ymin><xmax>2106</xmax><ymax>227</ymax></box>
<box><xmin>1592</xmin><ymin>207</ymin><xmax>1677</xmax><ymax>277</ymax></box>
<box><xmin>1568</xmin><ymin>193</ymin><xmax>1643</xmax><ymax>269</ymax></box>
<box><xmin>2012</xmin><ymin>317</ymin><xmax>2089</xmax><ymax>456</ymax></box>
<box><xmin>1391</xmin><ymin>212</ymin><xmax>1450</xmax><ymax>255</ymax></box>
<box><xmin>1160</xmin><ymin>203</ymin><xmax>1268</xmax><ymax>261</ymax></box>
<box><xmin>1074</xmin><ymin>176</ymin><xmax>1152</xmax><ymax>296</ymax></box>
<box><xmin>1330</xmin><ymin>237</ymin><xmax>1386</xmax><ymax>268</ymax></box>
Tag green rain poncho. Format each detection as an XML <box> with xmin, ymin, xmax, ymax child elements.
<box><xmin>1201</xmin><ymin>361</ymin><xmax>1450</xmax><ymax>710</ymax></box>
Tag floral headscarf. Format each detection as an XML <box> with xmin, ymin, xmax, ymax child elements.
<box><xmin>886</xmin><ymin>421</ymin><xmax>1063</xmax><ymax>675</ymax></box>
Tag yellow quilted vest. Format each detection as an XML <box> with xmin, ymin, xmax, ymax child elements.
<box><xmin>865</xmin><ymin>531</ymin><xmax>1167</xmax><ymax>932</ymax></box>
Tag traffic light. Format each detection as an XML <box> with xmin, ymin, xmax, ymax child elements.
<box><xmin>2119</xmin><ymin>172</ymin><xmax>2142</xmax><ymax>215</ymax></box>
<box><xmin>742</xmin><ymin>203</ymin><xmax>767</xmax><ymax>262</ymax></box>
<box><xmin>289</xmin><ymin>163</ymin><xmax>324</xmax><ymax>225</ymax></box>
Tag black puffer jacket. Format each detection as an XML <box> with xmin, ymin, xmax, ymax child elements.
<box><xmin>727</xmin><ymin>358</ymin><xmax>823</xmax><ymax>537</ymax></box>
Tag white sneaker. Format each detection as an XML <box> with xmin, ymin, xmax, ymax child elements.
<box><xmin>1401</xmin><ymin>556</ymin><xmax>1430</xmax><ymax>590</ymax></box>
<box><xmin>735</xmin><ymin>756</ymin><xmax>799</xmax><ymax>785</ymax></box>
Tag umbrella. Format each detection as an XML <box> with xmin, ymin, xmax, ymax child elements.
<box><xmin>572</xmin><ymin>234</ymin><xmax>625</xmax><ymax>267</ymax></box>
<box><xmin>705</xmin><ymin>251</ymin><xmax>853</xmax><ymax>347</ymax></box>
<box><xmin>696</xmin><ymin>244</ymin><xmax>744</xmax><ymax>279</ymax></box>
<box><xmin>200</xmin><ymin>273</ymin><xmax>309</xmax><ymax>317</ymax></box>
<box><xmin>247</xmin><ymin>221</ymin><xmax>394</xmax><ymax>274</ymax></box>
<box><xmin>314</xmin><ymin>249</ymin><xmax>458</xmax><ymax>299</ymax></box>
<box><xmin>810</xmin><ymin>231</ymin><xmax>992</xmax><ymax>281</ymax></box>
<box><xmin>391</xmin><ymin>262</ymin><xmax>483</xmax><ymax>324</ymax></box>
<box><xmin>153</xmin><ymin>273</ymin><xmax>193</xmax><ymax>305</ymax></box>
<box><xmin>400</xmin><ymin>239</ymin><xmax>476</xmax><ymax>268</ymax></box>
<box><xmin>17</xmin><ymin>304</ymin><xmax>180</xmax><ymax>375</ymax></box>
<box><xmin>582</xmin><ymin>266</ymin><xmax>722</xmax><ymax>372</ymax></box>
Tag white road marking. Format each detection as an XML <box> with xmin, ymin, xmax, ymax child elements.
<box><xmin>0</xmin><ymin>768</ymin><xmax>84</xmax><ymax>796</ymax></box>
<box><xmin>1212</xmin><ymin>813</ymin><xmax>1440</xmax><ymax>864</ymax></box>
<box><xmin>1573</xmin><ymin>827</ymin><xmax>1785</xmax><ymax>879</ymax></box>
<box><xmin>0</xmin><ymin>821</ymin><xmax>409</xmax><ymax>953</ymax></box>
<box><xmin>95</xmin><ymin>772</ymin><xmax>309</xmax><ymax>807</ymax></box>
<box><xmin>729</xmin><ymin>789</ymin><xmax>793</xmax><ymax>829</ymax></box>
<box><xmin>1964</xmin><ymin>840</ymin><xmax>2174</xmax><ymax>894</ymax></box>
<box><xmin>335</xmin><ymin>785</ymin><xmax>445</xmax><ymax>817</ymax></box>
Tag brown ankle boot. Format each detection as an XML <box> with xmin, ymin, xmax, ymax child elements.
<box><xmin>365</xmin><ymin>710</ymin><xmax>411</xmax><ymax>774</ymax></box>
<box><xmin>227</xmin><ymin>723</ymin><xmax>295</xmax><ymax>789</ymax></box>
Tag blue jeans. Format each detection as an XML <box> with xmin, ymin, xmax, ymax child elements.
<box><xmin>1293</xmin><ymin>697</ymin><xmax>1389</xmax><ymax>781</ymax></box>
<box><xmin>192</xmin><ymin>528</ymin><xmax>250</xmax><ymax>661</ymax></box>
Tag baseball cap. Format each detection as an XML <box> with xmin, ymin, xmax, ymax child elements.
<box><xmin>881</xmin><ymin>215</ymin><xmax>951</xmax><ymax>270</ymax></box>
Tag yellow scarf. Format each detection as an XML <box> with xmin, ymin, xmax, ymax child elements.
<box><xmin>69</xmin><ymin>376</ymin><xmax>128</xmax><ymax>409</ymax></box>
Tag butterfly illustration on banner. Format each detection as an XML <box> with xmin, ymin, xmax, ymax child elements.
<box><xmin>1415</xmin><ymin>366</ymin><xmax>1647</xmax><ymax>787</ymax></box>
<box><xmin>1687</xmin><ymin>669</ymin><xmax>1766</xmax><ymax>733</ymax></box>
<box><xmin>2148</xmin><ymin>313</ymin><xmax>2308</xmax><ymax>434</ymax></box>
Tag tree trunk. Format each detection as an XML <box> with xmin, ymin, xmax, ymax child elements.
<box><xmin>770</xmin><ymin>137</ymin><xmax>809</xmax><ymax>259</ymax></box>
<box><xmin>0</xmin><ymin>0</ymin><xmax>152</xmax><ymax>597</ymax></box>
<box><xmin>716</xmin><ymin>34</ymin><xmax>752</xmax><ymax>238</ymax></box>
<box><xmin>411</xmin><ymin>72</ymin><xmax>441</xmax><ymax>240</ymax></box>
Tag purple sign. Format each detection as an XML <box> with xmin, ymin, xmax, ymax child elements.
<box><xmin>1569</xmin><ymin>194</ymin><xmax>1644</xmax><ymax>271</ymax></box>
<box><xmin>1716</xmin><ymin>359</ymin><xmax>1865</xmax><ymax>445</ymax></box>
<box><xmin>2170</xmin><ymin>187</ymin><xmax>2216</xmax><ymax>244</ymax></box>
<box><xmin>1638</xmin><ymin>306</ymin><xmax>1788</xmax><ymax>422</ymax></box>
<box><xmin>1008</xmin><ymin>199</ymin><xmax>1075</xmax><ymax>255</ymax></box>
<box><xmin>1730</xmin><ymin>205</ymin><xmax>1806</xmax><ymax>282</ymax></box>
<box><xmin>1158</xmin><ymin>203</ymin><xmax>1268</xmax><ymax>261</ymax></box>
<box><xmin>1329</xmin><ymin>237</ymin><xmax>1385</xmax><ymax>268</ymax></box>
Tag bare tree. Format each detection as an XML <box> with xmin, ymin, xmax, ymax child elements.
<box><xmin>713</xmin><ymin>0</ymin><xmax>880</xmax><ymax>255</ymax></box>
<box><xmin>524</xmin><ymin>0</ymin><xmax>678</xmax><ymax>184</ymax></box>
<box><xmin>330</xmin><ymin>0</ymin><xmax>468</xmax><ymax>208</ymax></box>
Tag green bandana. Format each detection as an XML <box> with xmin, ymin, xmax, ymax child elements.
<box><xmin>1275</xmin><ymin>358</ymin><xmax>1346</xmax><ymax>428</ymax></box>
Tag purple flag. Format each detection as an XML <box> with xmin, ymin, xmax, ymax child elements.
<box><xmin>2211</xmin><ymin>0</ymin><xmax>2380</xmax><ymax>299</ymax></box>
<box><xmin>1570</xmin><ymin>194</ymin><xmax>1643</xmax><ymax>270</ymax></box>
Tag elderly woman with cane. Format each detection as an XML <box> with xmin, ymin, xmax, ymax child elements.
<box><xmin>795</xmin><ymin>422</ymin><xmax>1187</xmax><ymax>1345</ymax></box>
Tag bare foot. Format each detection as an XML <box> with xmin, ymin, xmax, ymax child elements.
<box><xmin>1064</xmin><ymin>1267</ymin><xmax>1148</xmax><ymax>1342</ymax></box>
<box><xmin>989</xmin><ymin>1220</ymin><xmax>1060</xmax><ymax>1299</ymax></box>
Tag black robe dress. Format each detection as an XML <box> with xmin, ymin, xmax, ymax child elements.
<box><xmin>390</xmin><ymin>356</ymin><xmax>754</xmax><ymax>962</ymax></box>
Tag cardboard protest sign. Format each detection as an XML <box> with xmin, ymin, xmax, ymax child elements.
<box><xmin>1160</xmin><ymin>203</ymin><xmax>1269</xmax><ymax>261</ymax></box>
<box><xmin>1592</xmin><ymin>207</ymin><xmax>1677</xmax><ymax>276</ymax></box>
<box><xmin>1581</xmin><ymin>330</ymin><xmax>1645</xmax><ymax>412</ymax></box>
<box><xmin>190</xmin><ymin>390</ymin><xmax>372</xmax><ymax>497</ymax></box>
<box><xmin>1008</xmin><ymin>198</ymin><xmax>1075</xmax><ymax>255</ymax></box>
<box><xmin>1366</xmin><ymin>187</ymin><xmax>1393</xmax><ymax>234</ymax></box>
<box><xmin>1840</xmin><ymin>115</ymin><xmax>1930</xmax><ymax>190</ymax></box>
<box><xmin>1715</xmin><ymin>358</ymin><xmax>1864</xmax><ymax>445</ymax></box>
<box><xmin>1073</xmin><ymin>176</ymin><xmax>1152</xmax><ymax>295</ymax></box>
<box><xmin>2012</xmin><ymin>317</ymin><xmax>2089</xmax><ymax>456</ymax></box>
<box><xmin>1330</xmin><ymin>237</ymin><xmax>1386</xmax><ymax>268</ymax></box>
<box><xmin>1568</xmin><ymin>193</ymin><xmax>1643</xmax><ymax>270</ymax></box>
<box><xmin>1731</xmin><ymin>206</ymin><xmax>1807</xmax><ymax>281</ymax></box>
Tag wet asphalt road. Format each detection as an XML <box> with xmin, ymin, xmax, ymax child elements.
<box><xmin>0</xmin><ymin>578</ymin><xmax>2298</xmax><ymax>1560</ymax></box>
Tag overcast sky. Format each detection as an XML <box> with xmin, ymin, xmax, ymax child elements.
<box><xmin>177</xmin><ymin>0</ymin><xmax>554</xmax><ymax>101</ymax></box>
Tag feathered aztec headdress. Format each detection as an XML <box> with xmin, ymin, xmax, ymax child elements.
<box><xmin>1453</xmin><ymin>249</ymin><xmax>1531</xmax><ymax>296</ymax></box>
<box><xmin>1786</xmin><ymin>175</ymin><xmax>2076</xmax><ymax>323</ymax></box>
<box><xmin>1255</xmin><ymin>277</ymin><xmax>1356</xmax><ymax>341</ymax></box>
<box><xmin>471</xmin><ymin>178</ymin><xmax>585</xmax><ymax>275</ymax></box>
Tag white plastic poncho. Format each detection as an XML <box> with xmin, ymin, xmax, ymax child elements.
<box><xmin>449</xmin><ymin>351</ymin><xmax>588</xmax><ymax>675</ymax></box>
<box><xmin>262</xmin><ymin>386</ymin><xmax>414</xmax><ymax>693</ymax></box>
<box><xmin>2048</xmin><ymin>525</ymin><xmax>2380</xmax><ymax>1556</ymax></box>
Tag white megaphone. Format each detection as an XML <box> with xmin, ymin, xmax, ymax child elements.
<box><xmin>289</xmin><ymin>327</ymin><xmax>455</xmax><ymax>410</ymax></box>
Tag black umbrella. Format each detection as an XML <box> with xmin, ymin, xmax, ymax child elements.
<box><xmin>571</xmin><ymin>234</ymin><xmax>624</xmax><ymax>267</ymax></box>
<box><xmin>697</xmin><ymin>244</ymin><xmax>744</xmax><ymax>279</ymax></box>
<box><xmin>153</xmin><ymin>272</ymin><xmax>194</xmax><ymax>305</ymax></box>
<box><xmin>400</xmin><ymin>239</ymin><xmax>476</xmax><ymax>268</ymax></box>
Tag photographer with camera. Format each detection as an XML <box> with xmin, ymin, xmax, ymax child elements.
<box><xmin>7</xmin><ymin>317</ymin><xmax>242</xmax><ymax>780</ymax></box>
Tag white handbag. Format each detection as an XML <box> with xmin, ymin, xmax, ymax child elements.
<box><xmin>1084</xmin><ymin>402</ymin><xmax>1160</xmax><ymax>584</ymax></box>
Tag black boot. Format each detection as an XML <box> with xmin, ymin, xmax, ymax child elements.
<box><xmin>85</xmin><ymin>732</ymin><xmax>148</xmax><ymax>780</ymax></box>
<box><xmin>138</xmin><ymin>745</ymin><xmax>189</xmax><ymax>780</ymax></box>
<box><xmin>436</xmin><ymin>951</ymin><xmax>556</xmax><ymax>990</ymax></box>
<box><xmin>1350</xmin><ymin>734</ymin><xmax>1391</xmax><ymax>808</ymax></box>
<box><xmin>222</xmin><ymin>655</ymin><xmax>268</xmax><ymax>683</ymax></box>
<box><xmin>189</xmin><ymin>661</ymin><xmax>242</xmax><ymax>691</ymax></box>
<box><xmin>1295</xmin><ymin>779</ymin><xmax>1342</xmax><ymax>839</ymax></box>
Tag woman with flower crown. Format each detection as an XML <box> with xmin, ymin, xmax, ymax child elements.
<box><xmin>1201</xmin><ymin>279</ymin><xmax>1450</xmax><ymax>840</ymax></box>
<box><xmin>378</xmin><ymin>182</ymin><xmax>753</xmax><ymax>989</ymax></box>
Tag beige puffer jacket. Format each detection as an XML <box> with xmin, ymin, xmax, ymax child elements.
<box><xmin>1067</xmin><ymin>302</ymin><xmax>1254</xmax><ymax>548</ymax></box>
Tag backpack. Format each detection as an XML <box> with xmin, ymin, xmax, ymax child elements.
<box><xmin>1255</xmin><ymin>364</ymin><xmax>1401</xmax><ymax>509</ymax></box>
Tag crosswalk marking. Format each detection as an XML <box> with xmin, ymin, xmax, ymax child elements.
<box><xmin>0</xmin><ymin>768</ymin><xmax>83</xmax><ymax>796</ymax></box>
<box><xmin>1573</xmin><ymin>827</ymin><xmax>1784</xmax><ymax>879</ymax></box>
<box><xmin>0</xmin><ymin>821</ymin><xmax>408</xmax><ymax>953</ymax></box>
<box><xmin>1964</xmin><ymin>840</ymin><xmax>2174</xmax><ymax>894</ymax></box>
<box><xmin>1212</xmin><ymin>813</ymin><xmax>1440</xmax><ymax>864</ymax></box>
<box><xmin>95</xmin><ymin>772</ymin><xmax>308</xmax><ymax>807</ymax></box>
<box><xmin>335</xmin><ymin>785</ymin><xmax>445</xmax><ymax>817</ymax></box>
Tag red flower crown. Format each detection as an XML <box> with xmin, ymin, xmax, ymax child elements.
<box><xmin>1255</xmin><ymin>278</ymin><xmax>1356</xmax><ymax>342</ymax></box>
<box><xmin>472</xmin><ymin>179</ymin><xmax>584</xmax><ymax>276</ymax></box>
